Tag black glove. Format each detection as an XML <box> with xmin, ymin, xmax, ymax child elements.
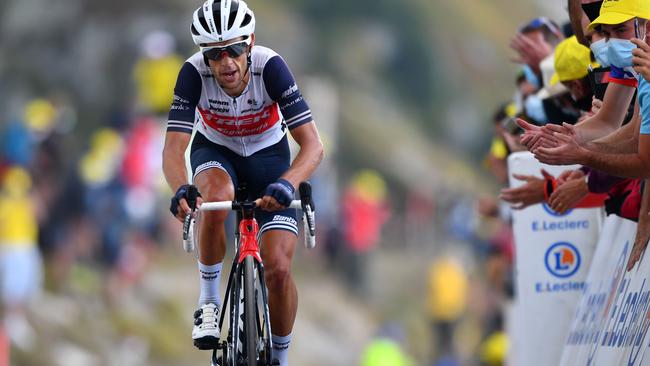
<box><xmin>170</xmin><ymin>184</ymin><xmax>202</xmax><ymax>216</ymax></box>
<box><xmin>264</xmin><ymin>179</ymin><xmax>295</xmax><ymax>207</ymax></box>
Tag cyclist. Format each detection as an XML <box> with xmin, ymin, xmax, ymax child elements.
<box><xmin>162</xmin><ymin>1</ymin><xmax>323</xmax><ymax>364</ymax></box>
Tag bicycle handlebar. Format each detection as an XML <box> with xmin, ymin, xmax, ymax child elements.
<box><xmin>182</xmin><ymin>190</ymin><xmax>316</xmax><ymax>252</ymax></box>
<box><xmin>199</xmin><ymin>200</ymin><xmax>303</xmax><ymax>211</ymax></box>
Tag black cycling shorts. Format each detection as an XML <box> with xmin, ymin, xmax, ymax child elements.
<box><xmin>190</xmin><ymin>132</ymin><xmax>298</xmax><ymax>238</ymax></box>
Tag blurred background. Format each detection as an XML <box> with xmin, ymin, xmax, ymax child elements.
<box><xmin>0</xmin><ymin>0</ymin><xmax>567</xmax><ymax>365</ymax></box>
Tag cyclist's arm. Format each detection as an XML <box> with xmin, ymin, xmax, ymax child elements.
<box><xmin>263</xmin><ymin>55</ymin><xmax>324</xmax><ymax>187</ymax></box>
<box><xmin>283</xmin><ymin>122</ymin><xmax>323</xmax><ymax>188</ymax></box>
<box><xmin>163</xmin><ymin>61</ymin><xmax>202</xmax><ymax>192</ymax></box>
<box><xmin>574</xmin><ymin>82</ymin><xmax>636</xmax><ymax>143</ymax></box>
<box><xmin>163</xmin><ymin>132</ymin><xmax>192</xmax><ymax>191</ymax></box>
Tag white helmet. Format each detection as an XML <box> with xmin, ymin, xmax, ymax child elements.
<box><xmin>191</xmin><ymin>0</ymin><xmax>255</xmax><ymax>47</ymax></box>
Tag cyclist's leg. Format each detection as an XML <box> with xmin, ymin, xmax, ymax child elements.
<box><xmin>260</xmin><ymin>229</ymin><xmax>298</xmax><ymax>366</ymax></box>
<box><xmin>193</xmin><ymin>166</ymin><xmax>234</xmax><ymax>265</ymax></box>
<box><xmin>190</xmin><ymin>133</ymin><xmax>238</xmax><ymax>348</ymax></box>
<box><xmin>240</xmin><ymin>135</ymin><xmax>298</xmax><ymax>364</ymax></box>
<box><xmin>259</xmin><ymin>229</ymin><xmax>298</xmax><ymax>333</ymax></box>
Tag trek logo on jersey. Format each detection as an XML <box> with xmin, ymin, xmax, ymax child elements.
<box><xmin>545</xmin><ymin>242</ymin><xmax>581</xmax><ymax>278</ymax></box>
<box><xmin>198</xmin><ymin>104</ymin><xmax>281</xmax><ymax>137</ymax></box>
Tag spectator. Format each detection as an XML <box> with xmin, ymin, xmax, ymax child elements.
<box><xmin>426</xmin><ymin>255</ymin><xmax>468</xmax><ymax>364</ymax></box>
<box><xmin>0</xmin><ymin>167</ymin><xmax>42</xmax><ymax>350</ymax></box>
<box><xmin>341</xmin><ymin>170</ymin><xmax>390</xmax><ymax>294</ymax></box>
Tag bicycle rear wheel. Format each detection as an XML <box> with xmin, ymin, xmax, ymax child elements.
<box><xmin>243</xmin><ymin>256</ymin><xmax>258</xmax><ymax>366</ymax></box>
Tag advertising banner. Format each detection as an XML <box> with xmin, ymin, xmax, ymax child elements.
<box><xmin>559</xmin><ymin>215</ymin><xmax>650</xmax><ymax>366</ymax></box>
<box><xmin>507</xmin><ymin>152</ymin><xmax>603</xmax><ymax>366</ymax></box>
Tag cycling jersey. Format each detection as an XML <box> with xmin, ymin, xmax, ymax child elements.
<box><xmin>167</xmin><ymin>45</ymin><xmax>313</xmax><ymax>157</ymax></box>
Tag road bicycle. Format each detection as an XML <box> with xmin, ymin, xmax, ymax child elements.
<box><xmin>182</xmin><ymin>182</ymin><xmax>316</xmax><ymax>366</ymax></box>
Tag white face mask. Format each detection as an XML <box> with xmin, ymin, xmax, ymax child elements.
<box><xmin>590</xmin><ymin>38</ymin><xmax>609</xmax><ymax>67</ymax></box>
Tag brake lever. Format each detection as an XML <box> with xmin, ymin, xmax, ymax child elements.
<box><xmin>183</xmin><ymin>185</ymin><xmax>200</xmax><ymax>252</ymax></box>
<box><xmin>299</xmin><ymin>182</ymin><xmax>316</xmax><ymax>248</ymax></box>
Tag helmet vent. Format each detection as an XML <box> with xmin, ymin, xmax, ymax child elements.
<box><xmin>241</xmin><ymin>13</ymin><xmax>252</xmax><ymax>27</ymax></box>
<box><xmin>191</xmin><ymin>24</ymin><xmax>199</xmax><ymax>35</ymax></box>
<box><xmin>212</xmin><ymin>1</ymin><xmax>222</xmax><ymax>34</ymax></box>
<box><xmin>227</xmin><ymin>1</ymin><xmax>240</xmax><ymax>30</ymax></box>
<box><xmin>198</xmin><ymin>13</ymin><xmax>210</xmax><ymax>34</ymax></box>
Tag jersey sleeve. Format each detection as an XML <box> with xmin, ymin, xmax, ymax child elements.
<box><xmin>262</xmin><ymin>56</ymin><xmax>313</xmax><ymax>130</ymax></box>
<box><xmin>167</xmin><ymin>62</ymin><xmax>202</xmax><ymax>134</ymax></box>
<box><xmin>608</xmin><ymin>65</ymin><xmax>639</xmax><ymax>88</ymax></box>
<box><xmin>639</xmin><ymin>79</ymin><xmax>650</xmax><ymax>135</ymax></box>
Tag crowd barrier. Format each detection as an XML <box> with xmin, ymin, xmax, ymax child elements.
<box><xmin>507</xmin><ymin>152</ymin><xmax>604</xmax><ymax>366</ymax></box>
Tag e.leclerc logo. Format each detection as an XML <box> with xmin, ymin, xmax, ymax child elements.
<box><xmin>536</xmin><ymin>241</ymin><xmax>585</xmax><ymax>293</ymax></box>
<box><xmin>545</xmin><ymin>242</ymin><xmax>581</xmax><ymax>278</ymax></box>
<box><xmin>531</xmin><ymin>204</ymin><xmax>587</xmax><ymax>232</ymax></box>
<box><xmin>542</xmin><ymin>202</ymin><xmax>573</xmax><ymax>217</ymax></box>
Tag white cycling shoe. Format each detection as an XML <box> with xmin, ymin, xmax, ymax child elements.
<box><xmin>192</xmin><ymin>303</ymin><xmax>221</xmax><ymax>350</ymax></box>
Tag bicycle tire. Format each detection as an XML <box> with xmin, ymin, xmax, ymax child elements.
<box><xmin>243</xmin><ymin>256</ymin><xmax>258</xmax><ymax>366</ymax></box>
<box><xmin>231</xmin><ymin>263</ymin><xmax>242</xmax><ymax>366</ymax></box>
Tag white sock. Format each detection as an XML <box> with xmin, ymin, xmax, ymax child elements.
<box><xmin>198</xmin><ymin>261</ymin><xmax>222</xmax><ymax>306</ymax></box>
<box><xmin>272</xmin><ymin>333</ymin><xmax>292</xmax><ymax>366</ymax></box>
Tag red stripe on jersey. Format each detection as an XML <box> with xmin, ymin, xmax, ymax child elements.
<box><xmin>198</xmin><ymin>104</ymin><xmax>281</xmax><ymax>137</ymax></box>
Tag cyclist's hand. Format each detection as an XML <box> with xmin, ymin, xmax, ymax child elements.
<box><xmin>170</xmin><ymin>184</ymin><xmax>203</xmax><ymax>222</ymax></box>
<box><xmin>260</xmin><ymin>179</ymin><xmax>294</xmax><ymax>211</ymax></box>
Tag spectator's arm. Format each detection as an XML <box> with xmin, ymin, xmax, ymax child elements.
<box><xmin>584</xmin><ymin>110</ymin><xmax>641</xmax><ymax>154</ymax></box>
<box><xmin>573</xmin><ymin>83</ymin><xmax>637</xmax><ymax>143</ymax></box>
<box><xmin>569</xmin><ymin>0</ymin><xmax>589</xmax><ymax>46</ymax></box>
<box><xmin>627</xmin><ymin>180</ymin><xmax>650</xmax><ymax>271</ymax></box>
<box><xmin>581</xmin><ymin>134</ymin><xmax>650</xmax><ymax>178</ymax></box>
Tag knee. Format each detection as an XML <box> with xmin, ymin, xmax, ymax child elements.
<box><xmin>199</xmin><ymin>183</ymin><xmax>234</xmax><ymax>224</ymax></box>
<box><xmin>201</xmin><ymin>183</ymin><xmax>234</xmax><ymax>203</ymax></box>
<box><xmin>264</xmin><ymin>260</ymin><xmax>292</xmax><ymax>291</ymax></box>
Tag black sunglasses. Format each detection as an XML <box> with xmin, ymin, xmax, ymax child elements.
<box><xmin>202</xmin><ymin>41</ymin><xmax>249</xmax><ymax>61</ymax></box>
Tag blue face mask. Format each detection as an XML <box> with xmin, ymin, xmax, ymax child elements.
<box><xmin>524</xmin><ymin>95</ymin><xmax>547</xmax><ymax>125</ymax></box>
<box><xmin>590</xmin><ymin>38</ymin><xmax>609</xmax><ymax>67</ymax></box>
<box><xmin>522</xmin><ymin>64</ymin><xmax>540</xmax><ymax>89</ymax></box>
<box><xmin>607</xmin><ymin>38</ymin><xmax>635</xmax><ymax>68</ymax></box>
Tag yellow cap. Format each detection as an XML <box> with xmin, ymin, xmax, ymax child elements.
<box><xmin>351</xmin><ymin>169</ymin><xmax>387</xmax><ymax>203</ymax></box>
<box><xmin>2</xmin><ymin>166</ymin><xmax>32</xmax><ymax>196</ymax></box>
<box><xmin>504</xmin><ymin>103</ymin><xmax>518</xmax><ymax>118</ymax></box>
<box><xmin>23</xmin><ymin>99</ymin><xmax>56</xmax><ymax>132</ymax></box>
<box><xmin>589</xmin><ymin>0</ymin><xmax>650</xmax><ymax>30</ymax></box>
<box><xmin>554</xmin><ymin>36</ymin><xmax>592</xmax><ymax>82</ymax></box>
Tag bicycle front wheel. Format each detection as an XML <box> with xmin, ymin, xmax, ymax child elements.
<box><xmin>243</xmin><ymin>256</ymin><xmax>258</xmax><ymax>366</ymax></box>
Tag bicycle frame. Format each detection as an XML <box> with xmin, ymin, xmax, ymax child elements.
<box><xmin>237</xmin><ymin>212</ymin><xmax>262</xmax><ymax>265</ymax></box>
<box><xmin>181</xmin><ymin>182</ymin><xmax>316</xmax><ymax>366</ymax></box>
<box><xmin>211</xmin><ymin>201</ymin><xmax>273</xmax><ymax>366</ymax></box>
